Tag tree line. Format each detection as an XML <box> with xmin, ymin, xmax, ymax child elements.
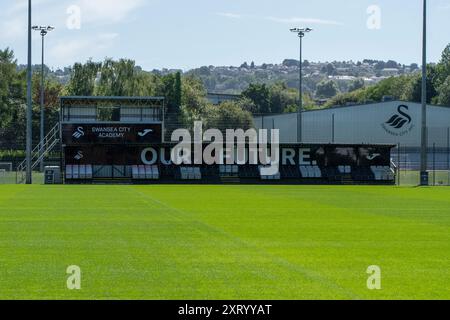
<box><xmin>0</xmin><ymin>49</ymin><xmax>254</xmax><ymax>149</ymax></box>
<box><xmin>1</xmin><ymin>43</ymin><xmax>450</xmax><ymax>150</ymax></box>
<box><xmin>325</xmin><ymin>44</ymin><xmax>450</xmax><ymax>108</ymax></box>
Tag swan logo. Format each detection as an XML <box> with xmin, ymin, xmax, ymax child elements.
<box><xmin>382</xmin><ymin>105</ymin><xmax>414</xmax><ymax>136</ymax></box>
<box><xmin>72</xmin><ymin>127</ymin><xmax>85</xmax><ymax>139</ymax></box>
<box><xmin>385</xmin><ymin>105</ymin><xmax>412</xmax><ymax>129</ymax></box>
<box><xmin>74</xmin><ymin>151</ymin><xmax>83</xmax><ymax>160</ymax></box>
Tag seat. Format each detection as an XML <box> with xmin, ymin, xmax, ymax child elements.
<box><xmin>138</xmin><ymin>165</ymin><xmax>146</xmax><ymax>179</ymax></box>
<box><xmin>72</xmin><ymin>165</ymin><xmax>79</xmax><ymax>179</ymax></box>
<box><xmin>86</xmin><ymin>165</ymin><xmax>93</xmax><ymax>179</ymax></box>
<box><xmin>314</xmin><ymin>166</ymin><xmax>322</xmax><ymax>178</ymax></box>
<box><xmin>151</xmin><ymin>166</ymin><xmax>159</xmax><ymax>179</ymax></box>
<box><xmin>132</xmin><ymin>165</ymin><xmax>139</xmax><ymax>179</ymax></box>
<box><xmin>299</xmin><ymin>166</ymin><xmax>307</xmax><ymax>178</ymax></box>
<box><xmin>180</xmin><ymin>167</ymin><xmax>187</xmax><ymax>180</ymax></box>
<box><xmin>79</xmin><ymin>165</ymin><xmax>86</xmax><ymax>179</ymax></box>
<box><xmin>187</xmin><ymin>167</ymin><xmax>194</xmax><ymax>180</ymax></box>
<box><xmin>66</xmin><ymin>165</ymin><xmax>73</xmax><ymax>179</ymax></box>
<box><xmin>194</xmin><ymin>167</ymin><xmax>202</xmax><ymax>180</ymax></box>
<box><xmin>145</xmin><ymin>165</ymin><xmax>152</xmax><ymax>179</ymax></box>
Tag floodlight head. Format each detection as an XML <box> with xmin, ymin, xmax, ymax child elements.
<box><xmin>32</xmin><ymin>25</ymin><xmax>55</xmax><ymax>36</ymax></box>
<box><xmin>290</xmin><ymin>27</ymin><xmax>313</xmax><ymax>37</ymax></box>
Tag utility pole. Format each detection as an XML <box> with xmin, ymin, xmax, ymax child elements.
<box><xmin>420</xmin><ymin>0</ymin><xmax>429</xmax><ymax>186</ymax></box>
<box><xmin>32</xmin><ymin>26</ymin><xmax>55</xmax><ymax>172</ymax></box>
<box><xmin>26</xmin><ymin>0</ymin><xmax>32</xmax><ymax>184</ymax></box>
<box><xmin>290</xmin><ymin>28</ymin><xmax>312</xmax><ymax>144</ymax></box>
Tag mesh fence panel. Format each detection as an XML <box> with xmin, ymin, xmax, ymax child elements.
<box><xmin>0</xmin><ymin>112</ymin><xmax>449</xmax><ymax>186</ymax></box>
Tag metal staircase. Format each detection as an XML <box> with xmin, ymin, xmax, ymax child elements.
<box><xmin>16</xmin><ymin>123</ymin><xmax>61</xmax><ymax>184</ymax></box>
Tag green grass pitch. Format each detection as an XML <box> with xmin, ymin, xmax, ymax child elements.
<box><xmin>0</xmin><ymin>185</ymin><xmax>449</xmax><ymax>300</ymax></box>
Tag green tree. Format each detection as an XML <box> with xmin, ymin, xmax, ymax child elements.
<box><xmin>181</xmin><ymin>75</ymin><xmax>207</xmax><ymax>112</ymax></box>
<box><xmin>236</xmin><ymin>97</ymin><xmax>258</xmax><ymax>114</ymax></box>
<box><xmin>441</xmin><ymin>44</ymin><xmax>450</xmax><ymax>65</ymax></box>
<box><xmin>268</xmin><ymin>82</ymin><xmax>299</xmax><ymax>114</ymax></box>
<box><xmin>434</xmin><ymin>44</ymin><xmax>450</xmax><ymax>89</ymax></box>
<box><xmin>242</xmin><ymin>83</ymin><xmax>270</xmax><ymax>114</ymax></box>
<box><xmin>316</xmin><ymin>80</ymin><xmax>339</xmax><ymax>98</ymax></box>
<box><xmin>437</xmin><ymin>76</ymin><xmax>450</xmax><ymax>106</ymax></box>
<box><xmin>174</xmin><ymin>72</ymin><xmax>182</xmax><ymax>111</ymax></box>
<box><xmin>67</xmin><ymin>60</ymin><xmax>101</xmax><ymax>96</ymax></box>
<box><xmin>96</xmin><ymin>58</ymin><xmax>139</xmax><ymax>96</ymax></box>
<box><xmin>321</xmin><ymin>63</ymin><xmax>336</xmax><ymax>76</ymax></box>
<box><xmin>0</xmin><ymin>48</ymin><xmax>27</xmax><ymax>146</ymax></box>
<box><xmin>348</xmin><ymin>78</ymin><xmax>365</xmax><ymax>92</ymax></box>
<box><xmin>402</xmin><ymin>66</ymin><xmax>438</xmax><ymax>103</ymax></box>
<box><xmin>202</xmin><ymin>101</ymin><xmax>254</xmax><ymax>131</ymax></box>
<box><xmin>159</xmin><ymin>73</ymin><xmax>181</xmax><ymax>114</ymax></box>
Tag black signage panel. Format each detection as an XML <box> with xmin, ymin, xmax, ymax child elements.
<box><xmin>65</xmin><ymin>146</ymin><xmax>147</xmax><ymax>165</ymax></box>
<box><xmin>64</xmin><ymin>144</ymin><xmax>392</xmax><ymax>167</ymax></box>
<box><xmin>62</xmin><ymin>123</ymin><xmax>162</xmax><ymax>145</ymax></box>
<box><xmin>358</xmin><ymin>146</ymin><xmax>391</xmax><ymax>166</ymax></box>
<box><xmin>325</xmin><ymin>146</ymin><xmax>358</xmax><ymax>166</ymax></box>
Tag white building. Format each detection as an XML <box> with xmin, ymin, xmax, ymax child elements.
<box><xmin>255</xmin><ymin>101</ymin><xmax>450</xmax><ymax>148</ymax></box>
<box><xmin>381</xmin><ymin>68</ymin><xmax>400</xmax><ymax>76</ymax></box>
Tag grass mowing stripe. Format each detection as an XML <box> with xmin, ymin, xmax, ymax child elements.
<box><xmin>131</xmin><ymin>186</ymin><xmax>361</xmax><ymax>299</ymax></box>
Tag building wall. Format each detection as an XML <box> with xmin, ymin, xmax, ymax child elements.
<box><xmin>255</xmin><ymin>101</ymin><xmax>450</xmax><ymax>148</ymax></box>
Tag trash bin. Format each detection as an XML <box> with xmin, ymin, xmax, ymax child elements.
<box><xmin>44</xmin><ymin>166</ymin><xmax>62</xmax><ymax>184</ymax></box>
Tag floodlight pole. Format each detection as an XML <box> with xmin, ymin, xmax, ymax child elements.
<box><xmin>26</xmin><ymin>0</ymin><xmax>32</xmax><ymax>184</ymax></box>
<box><xmin>420</xmin><ymin>0</ymin><xmax>428</xmax><ymax>185</ymax></box>
<box><xmin>33</xmin><ymin>26</ymin><xmax>54</xmax><ymax>172</ymax></box>
<box><xmin>291</xmin><ymin>27</ymin><xmax>312</xmax><ymax>144</ymax></box>
<box><xmin>299</xmin><ymin>34</ymin><xmax>303</xmax><ymax>143</ymax></box>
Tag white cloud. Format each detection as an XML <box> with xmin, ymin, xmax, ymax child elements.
<box><xmin>1</xmin><ymin>0</ymin><xmax>146</xmax><ymax>31</ymax></box>
<box><xmin>78</xmin><ymin>0</ymin><xmax>146</xmax><ymax>24</ymax></box>
<box><xmin>214</xmin><ymin>12</ymin><xmax>342</xmax><ymax>26</ymax></box>
<box><xmin>49</xmin><ymin>33</ymin><xmax>119</xmax><ymax>66</ymax></box>
<box><xmin>0</xmin><ymin>17</ymin><xmax>26</xmax><ymax>40</ymax></box>
<box><xmin>267</xmin><ymin>16</ymin><xmax>343</xmax><ymax>26</ymax></box>
<box><xmin>6</xmin><ymin>0</ymin><xmax>53</xmax><ymax>15</ymax></box>
<box><xmin>216</xmin><ymin>12</ymin><xmax>242</xmax><ymax>19</ymax></box>
<box><xmin>0</xmin><ymin>0</ymin><xmax>144</xmax><ymax>65</ymax></box>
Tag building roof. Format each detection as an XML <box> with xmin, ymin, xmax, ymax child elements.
<box><xmin>61</xmin><ymin>96</ymin><xmax>165</xmax><ymax>101</ymax></box>
<box><xmin>254</xmin><ymin>100</ymin><xmax>450</xmax><ymax>118</ymax></box>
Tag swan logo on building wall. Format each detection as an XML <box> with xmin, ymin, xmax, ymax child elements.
<box><xmin>382</xmin><ymin>105</ymin><xmax>414</xmax><ymax>136</ymax></box>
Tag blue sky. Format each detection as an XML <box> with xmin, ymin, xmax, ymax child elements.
<box><xmin>1</xmin><ymin>0</ymin><xmax>449</xmax><ymax>70</ymax></box>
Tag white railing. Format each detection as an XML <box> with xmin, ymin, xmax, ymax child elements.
<box><xmin>16</xmin><ymin>123</ymin><xmax>60</xmax><ymax>184</ymax></box>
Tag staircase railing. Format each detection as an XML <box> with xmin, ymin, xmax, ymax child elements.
<box><xmin>16</xmin><ymin>123</ymin><xmax>61</xmax><ymax>184</ymax></box>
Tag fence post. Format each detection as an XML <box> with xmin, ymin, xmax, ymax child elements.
<box><xmin>397</xmin><ymin>143</ymin><xmax>401</xmax><ymax>186</ymax></box>
<box><xmin>447</xmin><ymin>127</ymin><xmax>449</xmax><ymax>186</ymax></box>
<box><xmin>433</xmin><ymin>143</ymin><xmax>436</xmax><ymax>186</ymax></box>
<box><xmin>332</xmin><ymin>114</ymin><xmax>335</xmax><ymax>143</ymax></box>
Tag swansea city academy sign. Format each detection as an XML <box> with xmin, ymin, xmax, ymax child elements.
<box><xmin>62</xmin><ymin>123</ymin><xmax>162</xmax><ymax>144</ymax></box>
